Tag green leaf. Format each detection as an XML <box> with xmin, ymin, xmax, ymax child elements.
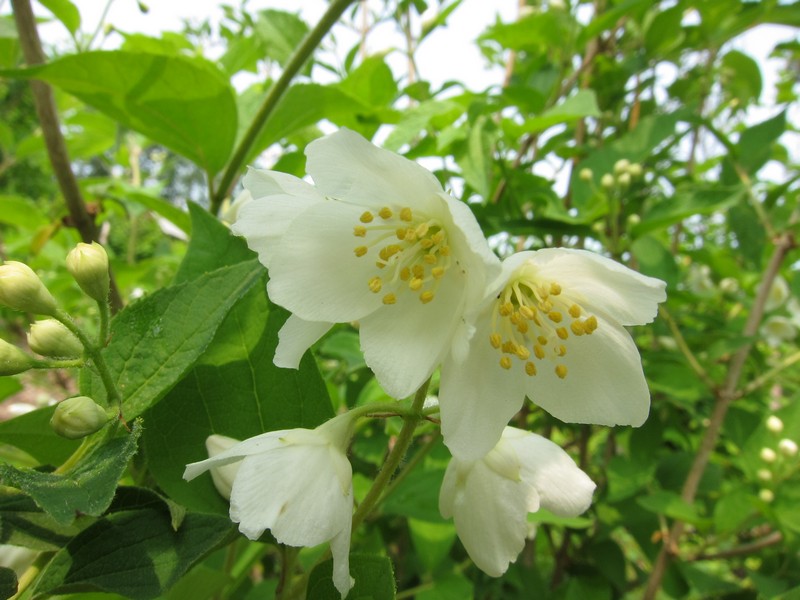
<box><xmin>416</xmin><ymin>572</ymin><xmax>473</xmax><ymax>600</ymax></box>
<box><xmin>634</xmin><ymin>187</ymin><xmax>743</xmax><ymax>235</ymax></box>
<box><xmin>0</xmin><ymin>491</ymin><xmax>84</xmax><ymax>550</ymax></box>
<box><xmin>37</xmin><ymin>0</ymin><xmax>81</xmax><ymax>36</ymax></box>
<box><xmin>0</xmin><ymin>566</ymin><xmax>16</xmax><ymax>600</ymax></box>
<box><xmin>382</xmin><ymin>465</ymin><xmax>446</xmax><ymax>522</ymax></box>
<box><xmin>0</xmin><ymin>405</ymin><xmax>79</xmax><ymax>466</ymax></box>
<box><xmin>713</xmin><ymin>488</ymin><xmax>755</xmax><ymax>533</ymax></box>
<box><xmin>2</xmin><ymin>51</ymin><xmax>237</xmax><ymax>173</ymax></box>
<box><xmin>631</xmin><ymin>235</ymin><xmax>679</xmax><ymax>288</ymax></box>
<box><xmin>0</xmin><ymin>195</ymin><xmax>49</xmax><ymax>230</ymax></box>
<box><xmin>81</xmin><ymin>260</ymin><xmax>264</xmax><ymax>419</ymax></box>
<box><xmin>519</xmin><ymin>90</ymin><xmax>601</xmax><ymax>135</ymax></box>
<box><xmin>637</xmin><ymin>491</ymin><xmax>704</xmax><ymax>524</ymax></box>
<box><xmin>384</xmin><ymin>100</ymin><xmax>462</xmax><ymax>152</ymax></box>
<box><xmin>644</xmin><ymin>5</ymin><xmax>684</xmax><ymax>56</ymax></box>
<box><xmin>528</xmin><ymin>508</ymin><xmax>593</xmax><ymax>529</ymax></box>
<box><xmin>408</xmin><ymin>518</ymin><xmax>456</xmax><ymax>572</ymax></box>
<box><xmin>337</xmin><ymin>55</ymin><xmax>397</xmax><ymax>109</ymax></box>
<box><xmin>0</xmin><ymin>422</ymin><xmax>141</xmax><ymax>526</ymax></box>
<box><xmin>725</xmin><ymin>111</ymin><xmax>786</xmax><ymax>180</ymax></box>
<box><xmin>116</xmin><ymin>188</ymin><xmax>191</xmax><ymax>236</ymax></box>
<box><xmin>253</xmin><ymin>9</ymin><xmax>310</xmax><ymax>67</ymax></box>
<box><xmin>307</xmin><ymin>554</ymin><xmax>395</xmax><ymax>600</ymax></box>
<box><xmin>32</xmin><ymin>509</ymin><xmax>234</xmax><ymax>599</ymax></box>
<box><xmin>143</xmin><ymin>304</ymin><xmax>334</xmax><ymax>514</ymax></box>
<box><xmin>720</xmin><ymin>50</ymin><xmax>762</xmax><ymax>107</ymax></box>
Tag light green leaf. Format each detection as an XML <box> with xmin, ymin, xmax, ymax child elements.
<box><xmin>254</xmin><ymin>9</ymin><xmax>310</xmax><ymax>67</ymax></box>
<box><xmin>637</xmin><ymin>491</ymin><xmax>704</xmax><ymax>524</ymax></box>
<box><xmin>307</xmin><ymin>554</ymin><xmax>395</xmax><ymax>600</ymax></box>
<box><xmin>0</xmin><ymin>422</ymin><xmax>141</xmax><ymax>526</ymax></box>
<box><xmin>32</xmin><ymin>509</ymin><xmax>234</xmax><ymax>599</ymax></box>
<box><xmin>408</xmin><ymin>518</ymin><xmax>456</xmax><ymax>572</ymax></box>
<box><xmin>520</xmin><ymin>90</ymin><xmax>601</xmax><ymax>135</ymax></box>
<box><xmin>384</xmin><ymin>100</ymin><xmax>462</xmax><ymax>152</ymax></box>
<box><xmin>528</xmin><ymin>508</ymin><xmax>593</xmax><ymax>529</ymax></box>
<box><xmin>720</xmin><ymin>50</ymin><xmax>762</xmax><ymax>107</ymax></box>
<box><xmin>2</xmin><ymin>51</ymin><xmax>237</xmax><ymax>173</ymax></box>
<box><xmin>0</xmin><ymin>195</ymin><xmax>49</xmax><ymax>230</ymax></box>
<box><xmin>37</xmin><ymin>0</ymin><xmax>81</xmax><ymax>36</ymax></box>
<box><xmin>0</xmin><ymin>405</ymin><xmax>79</xmax><ymax>466</ymax></box>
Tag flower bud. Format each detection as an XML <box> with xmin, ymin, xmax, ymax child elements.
<box><xmin>0</xmin><ymin>262</ymin><xmax>58</xmax><ymax>315</ymax></box>
<box><xmin>757</xmin><ymin>468</ymin><xmax>772</xmax><ymax>482</ymax></box>
<box><xmin>778</xmin><ymin>438</ymin><xmax>798</xmax><ymax>457</ymax></box>
<box><xmin>760</xmin><ymin>447</ymin><xmax>777</xmax><ymax>463</ymax></box>
<box><xmin>627</xmin><ymin>163</ymin><xmax>643</xmax><ymax>178</ymax></box>
<box><xmin>578</xmin><ymin>167</ymin><xmax>593</xmax><ymax>182</ymax></box>
<box><xmin>766</xmin><ymin>415</ymin><xmax>784</xmax><ymax>434</ymax></box>
<box><xmin>617</xmin><ymin>172</ymin><xmax>632</xmax><ymax>187</ymax></box>
<box><xmin>613</xmin><ymin>158</ymin><xmax>630</xmax><ymax>175</ymax></box>
<box><xmin>626</xmin><ymin>214</ymin><xmax>642</xmax><ymax>227</ymax></box>
<box><xmin>719</xmin><ymin>277</ymin><xmax>739</xmax><ymax>294</ymax></box>
<box><xmin>66</xmin><ymin>242</ymin><xmax>110</xmax><ymax>303</ymax></box>
<box><xmin>50</xmin><ymin>396</ymin><xmax>110</xmax><ymax>439</ymax></box>
<box><xmin>0</xmin><ymin>338</ymin><xmax>34</xmax><ymax>375</ymax></box>
<box><xmin>28</xmin><ymin>319</ymin><xmax>83</xmax><ymax>359</ymax></box>
<box><xmin>765</xmin><ymin>276</ymin><xmax>789</xmax><ymax>311</ymax></box>
<box><xmin>758</xmin><ymin>489</ymin><xmax>774</xmax><ymax>503</ymax></box>
<box><xmin>600</xmin><ymin>173</ymin><xmax>614</xmax><ymax>189</ymax></box>
<box><xmin>205</xmin><ymin>434</ymin><xmax>241</xmax><ymax>500</ymax></box>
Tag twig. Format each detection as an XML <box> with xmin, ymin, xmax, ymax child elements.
<box><xmin>690</xmin><ymin>530</ymin><xmax>782</xmax><ymax>562</ymax></box>
<box><xmin>659</xmin><ymin>305</ymin><xmax>717</xmax><ymax>391</ymax></box>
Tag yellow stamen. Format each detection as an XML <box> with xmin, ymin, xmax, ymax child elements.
<box><xmin>490</xmin><ymin>333</ymin><xmax>502</xmax><ymax>349</ymax></box>
<box><xmin>431</xmin><ymin>267</ymin><xmax>445</xmax><ymax>279</ymax></box>
<box><xmin>354</xmin><ymin>246</ymin><xmax>368</xmax><ymax>257</ymax></box>
<box><xmin>525</xmin><ymin>362</ymin><xmax>537</xmax><ymax>376</ymax></box>
<box><xmin>585</xmin><ymin>315</ymin><xmax>598</xmax><ymax>333</ymax></box>
<box><xmin>517</xmin><ymin>320</ymin><xmax>529</xmax><ymax>334</ymax></box>
<box><xmin>399</xmin><ymin>207</ymin><xmax>413</xmax><ymax>222</ymax></box>
<box><xmin>534</xmin><ymin>345</ymin><xmax>545</xmax><ymax>360</ymax></box>
<box><xmin>537</xmin><ymin>335</ymin><xmax>548</xmax><ymax>346</ymax></box>
<box><xmin>556</xmin><ymin>327</ymin><xmax>569</xmax><ymax>340</ymax></box>
<box><xmin>570</xmin><ymin>321</ymin><xmax>585</xmax><ymax>336</ymax></box>
<box><xmin>420</xmin><ymin>238</ymin><xmax>434</xmax><ymax>249</ymax></box>
<box><xmin>420</xmin><ymin>291</ymin><xmax>435</xmax><ymax>304</ymax></box>
<box><xmin>515</xmin><ymin>346</ymin><xmax>530</xmax><ymax>360</ymax></box>
<box><xmin>409</xmin><ymin>278</ymin><xmax>423</xmax><ymax>291</ymax></box>
<box><xmin>500</xmin><ymin>356</ymin><xmax>513</xmax><ymax>370</ymax></box>
<box><xmin>396</xmin><ymin>228</ymin><xmax>407</xmax><ymax>240</ymax></box>
<box><xmin>499</xmin><ymin>302</ymin><xmax>513</xmax><ymax>317</ymax></box>
<box><xmin>424</xmin><ymin>254</ymin><xmax>437</xmax><ymax>265</ymax></box>
<box><xmin>360</xmin><ymin>211</ymin><xmax>374</xmax><ymax>223</ymax></box>
<box><xmin>353</xmin><ymin>226</ymin><xmax>367</xmax><ymax>237</ymax></box>
<box><xmin>400</xmin><ymin>267</ymin><xmax>411</xmax><ymax>281</ymax></box>
<box><xmin>368</xmin><ymin>277</ymin><xmax>382</xmax><ymax>293</ymax></box>
<box><xmin>548</xmin><ymin>311</ymin><xmax>563</xmax><ymax>323</ymax></box>
<box><xmin>382</xmin><ymin>293</ymin><xmax>397</xmax><ymax>305</ymax></box>
<box><xmin>555</xmin><ymin>364</ymin><xmax>568</xmax><ymax>379</ymax></box>
<box><xmin>412</xmin><ymin>265</ymin><xmax>425</xmax><ymax>278</ymax></box>
<box><xmin>550</xmin><ymin>282</ymin><xmax>562</xmax><ymax>295</ymax></box>
<box><xmin>379</xmin><ymin>206</ymin><xmax>393</xmax><ymax>219</ymax></box>
<box><xmin>416</xmin><ymin>223</ymin><xmax>430</xmax><ymax>237</ymax></box>
<box><xmin>569</xmin><ymin>304</ymin><xmax>581</xmax><ymax>318</ymax></box>
<box><xmin>439</xmin><ymin>246</ymin><xmax>451</xmax><ymax>256</ymax></box>
<box><xmin>555</xmin><ymin>344</ymin><xmax>567</xmax><ymax>357</ymax></box>
<box><xmin>519</xmin><ymin>305</ymin><xmax>535</xmax><ymax>320</ymax></box>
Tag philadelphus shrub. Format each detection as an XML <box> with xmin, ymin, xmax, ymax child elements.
<box><xmin>189</xmin><ymin>129</ymin><xmax>666</xmax><ymax>596</ymax></box>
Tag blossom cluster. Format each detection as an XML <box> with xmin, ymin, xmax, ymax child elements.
<box><xmin>184</xmin><ymin>129</ymin><xmax>667</xmax><ymax>597</ymax></box>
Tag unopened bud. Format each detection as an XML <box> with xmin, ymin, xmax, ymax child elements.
<box><xmin>760</xmin><ymin>447</ymin><xmax>777</xmax><ymax>463</ymax></box>
<box><xmin>757</xmin><ymin>468</ymin><xmax>772</xmax><ymax>482</ymax></box>
<box><xmin>0</xmin><ymin>262</ymin><xmax>58</xmax><ymax>315</ymax></box>
<box><xmin>719</xmin><ymin>277</ymin><xmax>739</xmax><ymax>294</ymax></box>
<box><xmin>626</xmin><ymin>214</ymin><xmax>642</xmax><ymax>227</ymax></box>
<box><xmin>766</xmin><ymin>415</ymin><xmax>784</xmax><ymax>433</ymax></box>
<box><xmin>50</xmin><ymin>396</ymin><xmax>110</xmax><ymax>439</ymax></box>
<box><xmin>600</xmin><ymin>173</ymin><xmax>614</xmax><ymax>189</ymax></box>
<box><xmin>28</xmin><ymin>319</ymin><xmax>83</xmax><ymax>358</ymax></box>
<box><xmin>578</xmin><ymin>167</ymin><xmax>593</xmax><ymax>182</ymax></box>
<box><xmin>758</xmin><ymin>489</ymin><xmax>774</xmax><ymax>503</ymax></box>
<box><xmin>0</xmin><ymin>338</ymin><xmax>34</xmax><ymax>375</ymax></box>
<box><xmin>627</xmin><ymin>163</ymin><xmax>643</xmax><ymax>178</ymax></box>
<box><xmin>617</xmin><ymin>172</ymin><xmax>632</xmax><ymax>187</ymax></box>
<box><xmin>205</xmin><ymin>434</ymin><xmax>241</xmax><ymax>500</ymax></box>
<box><xmin>778</xmin><ymin>438</ymin><xmax>798</xmax><ymax>457</ymax></box>
<box><xmin>66</xmin><ymin>243</ymin><xmax>110</xmax><ymax>303</ymax></box>
<box><xmin>613</xmin><ymin>158</ymin><xmax>630</xmax><ymax>175</ymax></box>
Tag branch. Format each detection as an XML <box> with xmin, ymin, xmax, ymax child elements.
<box><xmin>210</xmin><ymin>0</ymin><xmax>357</xmax><ymax>215</ymax></box>
<box><xmin>690</xmin><ymin>530</ymin><xmax>783</xmax><ymax>562</ymax></box>
<box><xmin>11</xmin><ymin>0</ymin><xmax>124</xmax><ymax>313</ymax></box>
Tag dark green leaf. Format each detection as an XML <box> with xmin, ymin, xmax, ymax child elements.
<box><xmin>0</xmin><ymin>491</ymin><xmax>84</xmax><ymax>550</ymax></box>
<box><xmin>81</xmin><ymin>260</ymin><xmax>264</xmax><ymax>418</ymax></box>
<box><xmin>0</xmin><ymin>566</ymin><xmax>16</xmax><ymax>600</ymax></box>
<box><xmin>32</xmin><ymin>509</ymin><xmax>234</xmax><ymax>600</ymax></box>
<box><xmin>720</xmin><ymin>50</ymin><xmax>762</xmax><ymax>107</ymax></box>
<box><xmin>307</xmin><ymin>554</ymin><xmax>395</xmax><ymax>600</ymax></box>
<box><xmin>2</xmin><ymin>51</ymin><xmax>237</xmax><ymax>173</ymax></box>
<box><xmin>0</xmin><ymin>422</ymin><xmax>141</xmax><ymax>526</ymax></box>
<box><xmin>0</xmin><ymin>405</ymin><xmax>79</xmax><ymax>466</ymax></box>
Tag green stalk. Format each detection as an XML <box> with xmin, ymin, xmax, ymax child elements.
<box><xmin>210</xmin><ymin>0</ymin><xmax>357</xmax><ymax>214</ymax></box>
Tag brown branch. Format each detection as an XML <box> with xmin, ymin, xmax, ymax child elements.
<box><xmin>690</xmin><ymin>531</ymin><xmax>783</xmax><ymax>562</ymax></box>
<box><xmin>11</xmin><ymin>0</ymin><xmax>124</xmax><ymax>313</ymax></box>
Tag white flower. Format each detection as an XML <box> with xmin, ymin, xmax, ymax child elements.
<box><xmin>765</xmin><ymin>276</ymin><xmax>790</xmax><ymax>311</ymax></box>
<box><xmin>184</xmin><ymin>414</ymin><xmax>356</xmax><ymax>598</ymax></box>
<box><xmin>232</xmin><ymin>128</ymin><xmax>500</xmax><ymax>399</ymax></box>
<box><xmin>439</xmin><ymin>427</ymin><xmax>595</xmax><ymax>576</ymax></box>
<box><xmin>440</xmin><ymin>248</ymin><xmax>666</xmax><ymax>460</ymax></box>
<box><xmin>778</xmin><ymin>438</ymin><xmax>798</xmax><ymax>457</ymax></box>
<box><xmin>760</xmin><ymin>447</ymin><xmax>777</xmax><ymax>463</ymax></box>
<box><xmin>760</xmin><ymin>315</ymin><xmax>797</xmax><ymax>347</ymax></box>
<box><xmin>766</xmin><ymin>415</ymin><xmax>784</xmax><ymax>434</ymax></box>
<box><xmin>204</xmin><ymin>434</ymin><xmax>242</xmax><ymax>500</ymax></box>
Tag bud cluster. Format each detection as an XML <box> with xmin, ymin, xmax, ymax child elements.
<box><xmin>756</xmin><ymin>415</ymin><xmax>799</xmax><ymax>504</ymax></box>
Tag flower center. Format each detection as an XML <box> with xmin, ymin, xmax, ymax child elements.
<box><xmin>489</xmin><ymin>266</ymin><xmax>598</xmax><ymax>379</ymax></box>
<box><xmin>352</xmin><ymin>206</ymin><xmax>451</xmax><ymax>305</ymax></box>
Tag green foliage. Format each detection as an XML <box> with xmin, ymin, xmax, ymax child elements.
<box><xmin>308</xmin><ymin>555</ymin><xmax>395</xmax><ymax>600</ymax></box>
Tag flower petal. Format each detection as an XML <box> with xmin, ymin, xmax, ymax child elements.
<box><xmin>233</xmin><ymin>170</ymin><xmax>325</xmax><ymax>270</ymax></box>
<box><xmin>524</xmin><ymin>314</ymin><xmax>651</xmax><ymax>426</ymax></box>
<box><xmin>442</xmin><ymin>459</ymin><xmax>534</xmax><ymax>577</ymax></box>
<box><xmin>439</xmin><ymin>317</ymin><xmax>528</xmax><ymax>462</ymax></box>
<box><xmin>275</xmin><ymin>315</ymin><xmax>333</xmax><ymax>369</ymax></box>
<box><xmin>267</xmin><ymin>201</ymin><xmax>384</xmax><ymax>323</ymax></box>
<box><xmin>183</xmin><ymin>430</ymin><xmax>286</xmax><ymax>481</ymax></box>
<box><xmin>306</xmin><ymin>129</ymin><xmax>443</xmax><ymax>212</ymax></box>
<box><xmin>329</xmin><ymin>516</ymin><xmax>355</xmax><ymax>598</ymax></box>
<box><xmin>229</xmin><ymin>442</ymin><xmax>351</xmax><ymax>546</ymax></box>
<box><xmin>359</xmin><ymin>264</ymin><xmax>467</xmax><ymax>399</ymax></box>
<box><xmin>504</xmin><ymin>428</ymin><xmax>596</xmax><ymax>517</ymax></box>
<box><xmin>524</xmin><ymin>248</ymin><xmax>667</xmax><ymax>326</ymax></box>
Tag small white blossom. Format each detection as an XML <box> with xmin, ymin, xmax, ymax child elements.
<box><xmin>766</xmin><ymin>415</ymin><xmax>784</xmax><ymax>434</ymax></box>
<box><xmin>233</xmin><ymin>129</ymin><xmax>500</xmax><ymax>399</ymax></box>
<box><xmin>439</xmin><ymin>248</ymin><xmax>666</xmax><ymax>460</ymax></box>
<box><xmin>184</xmin><ymin>414</ymin><xmax>356</xmax><ymax>598</ymax></box>
<box><xmin>759</xmin><ymin>489</ymin><xmax>775</xmax><ymax>503</ymax></box>
<box><xmin>760</xmin><ymin>447</ymin><xmax>777</xmax><ymax>463</ymax></box>
<box><xmin>778</xmin><ymin>438</ymin><xmax>798</xmax><ymax>457</ymax></box>
<box><xmin>765</xmin><ymin>276</ymin><xmax>790</xmax><ymax>311</ymax></box>
<box><xmin>761</xmin><ymin>315</ymin><xmax>797</xmax><ymax>347</ymax></box>
<box><xmin>439</xmin><ymin>427</ymin><xmax>595</xmax><ymax>576</ymax></box>
<box><xmin>757</xmin><ymin>468</ymin><xmax>772</xmax><ymax>482</ymax></box>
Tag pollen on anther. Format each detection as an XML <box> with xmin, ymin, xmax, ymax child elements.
<box><xmin>548</xmin><ymin>311</ymin><xmax>563</xmax><ymax>323</ymax></box>
<box><xmin>360</xmin><ymin>211</ymin><xmax>374</xmax><ymax>223</ymax></box>
<box><xmin>555</xmin><ymin>344</ymin><xmax>567</xmax><ymax>357</ymax></box>
<box><xmin>489</xmin><ymin>333</ymin><xmax>502</xmax><ymax>349</ymax></box>
<box><xmin>500</xmin><ymin>356</ymin><xmax>513</xmax><ymax>370</ymax></box>
<box><xmin>383</xmin><ymin>293</ymin><xmax>397</xmax><ymax>305</ymax></box>
<box><xmin>439</xmin><ymin>246</ymin><xmax>451</xmax><ymax>256</ymax></box>
<box><xmin>420</xmin><ymin>291</ymin><xmax>435</xmax><ymax>304</ymax></box>
<box><xmin>412</xmin><ymin>265</ymin><xmax>425</xmax><ymax>278</ymax></box>
<box><xmin>555</xmin><ymin>364</ymin><xmax>568</xmax><ymax>379</ymax></box>
<box><xmin>400</xmin><ymin>267</ymin><xmax>411</xmax><ymax>281</ymax></box>
<box><xmin>569</xmin><ymin>304</ymin><xmax>581</xmax><ymax>318</ymax></box>
<box><xmin>525</xmin><ymin>362</ymin><xmax>537</xmax><ymax>376</ymax></box>
<box><xmin>585</xmin><ymin>315</ymin><xmax>598</xmax><ymax>333</ymax></box>
<box><xmin>353</xmin><ymin>226</ymin><xmax>367</xmax><ymax>237</ymax></box>
<box><xmin>550</xmin><ymin>282</ymin><xmax>562</xmax><ymax>295</ymax></box>
<box><xmin>520</xmin><ymin>305</ymin><xmax>535</xmax><ymax>320</ymax></box>
<box><xmin>537</xmin><ymin>335</ymin><xmax>548</xmax><ymax>346</ymax></box>
<box><xmin>556</xmin><ymin>327</ymin><xmax>569</xmax><ymax>340</ymax></box>
<box><xmin>399</xmin><ymin>207</ymin><xmax>413</xmax><ymax>222</ymax></box>
<box><xmin>534</xmin><ymin>345</ymin><xmax>545</xmax><ymax>360</ymax></box>
<box><xmin>379</xmin><ymin>206</ymin><xmax>393</xmax><ymax>219</ymax></box>
<box><xmin>368</xmin><ymin>277</ymin><xmax>382</xmax><ymax>293</ymax></box>
<box><xmin>396</xmin><ymin>228</ymin><xmax>407</xmax><ymax>240</ymax></box>
<box><xmin>354</xmin><ymin>246</ymin><xmax>368</xmax><ymax>257</ymax></box>
<box><xmin>431</xmin><ymin>267</ymin><xmax>445</xmax><ymax>279</ymax></box>
<box><xmin>420</xmin><ymin>238</ymin><xmax>434</xmax><ymax>249</ymax></box>
<box><xmin>517</xmin><ymin>320</ymin><xmax>529</xmax><ymax>334</ymax></box>
<box><xmin>409</xmin><ymin>278</ymin><xmax>423</xmax><ymax>291</ymax></box>
<box><xmin>516</xmin><ymin>346</ymin><xmax>530</xmax><ymax>360</ymax></box>
<box><xmin>416</xmin><ymin>223</ymin><xmax>430</xmax><ymax>237</ymax></box>
<box><xmin>570</xmin><ymin>321</ymin><xmax>585</xmax><ymax>336</ymax></box>
<box><xmin>499</xmin><ymin>302</ymin><xmax>514</xmax><ymax>317</ymax></box>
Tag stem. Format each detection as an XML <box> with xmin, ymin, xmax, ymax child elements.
<box><xmin>55</xmin><ymin>309</ymin><xmax>123</xmax><ymax>411</ymax></box>
<box><xmin>659</xmin><ymin>306</ymin><xmax>716</xmax><ymax>391</ymax></box>
<box><xmin>379</xmin><ymin>431</ymin><xmax>440</xmax><ymax>504</ymax></box>
<box><xmin>351</xmin><ymin>379</ymin><xmax>430</xmax><ymax>531</ymax></box>
<box><xmin>11</xmin><ymin>551</ymin><xmax>53</xmax><ymax>600</ymax></box>
<box><xmin>737</xmin><ymin>350</ymin><xmax>800</xmax><ymax>399</ymax></box>
<box><xmin>210</xmin><ymin>0</ymin><xmax>357</xmax><ymax>214</ymax></box>
<box><xmin>32</xmin><ymin>357</ymin><xmax>85</xmax><ymax>369</ymax></box>
<box><xmin>11</xmin><ymin>0</ymin><xmax>124</xmax><ymax>313</ymax></box>
<box><xmin>98</xmin><ymin>298</ymin><xmax>111</xmax><ymax>346</ymax></box>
